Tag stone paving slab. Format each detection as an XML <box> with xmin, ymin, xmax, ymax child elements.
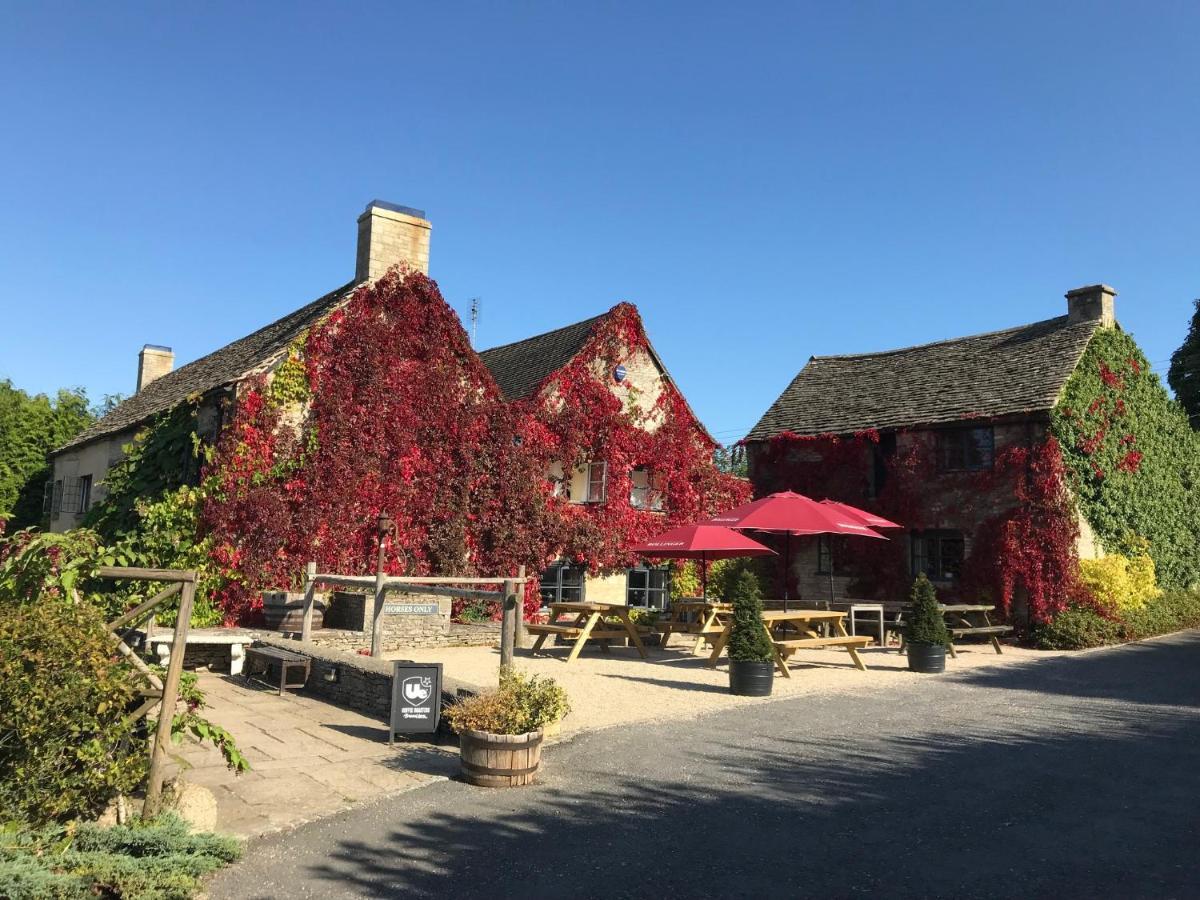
<box><xmin>169</xmin><ymin>673</ymin><xmax>453</xmax><ymax>838</ymax></box>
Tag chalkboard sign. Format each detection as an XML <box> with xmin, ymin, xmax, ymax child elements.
<box><xmin>389</xmin><ymin>661</ymin><xmax>443</xmax><ymax>744</ymax></box>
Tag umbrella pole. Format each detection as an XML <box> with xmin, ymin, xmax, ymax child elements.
<box><xmin>701</xmin><ymin>552</ymin><xmax>708</xmax><ymax>601</ymax></box>
<box><xmin>828</xmin><ymin>541</ymin><xmax>835</xmax><ymax>607</ymax></box>
<box><xmin>783</xmin><ymin>533</ymin><xmax>790</xmax><ymax>612</ymax></box>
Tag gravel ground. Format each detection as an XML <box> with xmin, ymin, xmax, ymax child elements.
<box><xmin>390</xmin><ymin>638</ymin><xmax>1066</xmax><ymax>736</ymax></box>
<box><xmin>209</xmin><ymin>630</ymin><xmax>1200</xmax><ymax>899</ymax></box>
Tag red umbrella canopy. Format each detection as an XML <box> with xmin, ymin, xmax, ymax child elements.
<box><xmin>709</xmin><ymin>491</ymin><xmax>886</xmax><ymax>539</ymax></box>
<box><xmin>629</xmin><ymin>524</ymin><xmax>776</xmax><ymax>560</ymax></box>
<box><xmin>819</xmin><ymin>500</ymin><xmax>903</xmax><ymax>530</ymax></box>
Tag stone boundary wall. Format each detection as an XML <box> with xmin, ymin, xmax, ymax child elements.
<box><xmin>304</xmin><ymin>590</ymin><xmax>501</xmax><ymax>652</ymax></box>
<box><xmin>255</xmin><ymin>635</ymin><xmax>484</xmax><ymax>724</ymax></box>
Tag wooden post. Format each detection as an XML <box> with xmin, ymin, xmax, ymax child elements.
<box><xmin>144</xmin><ymin>575</ymin><xmax>195</xmax><ymax>818</ymax></box>
<box><xmin>500</xmin><ymin>578</ymin><xmax>516</xmax><ymax>672</ymax></box>
<box><xmin>371</xmin><ymin>515</ymin><xmax>391</xmax><ymax>658</ymax></box>
<box><xmin>301</xmin><ymin>561</ymin><xmax>317</xmax><ymax>642</ymax></box>
<box><xmin>514</xmin><ymin>566</ymin><xmax>527</xmax><ymax>649</ymax></box>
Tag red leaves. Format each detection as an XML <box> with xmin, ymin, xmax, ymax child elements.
<box><xmin>1117</xmin><ymin>450</ymin><xmax>1143</xmax><ymax>474</ymax></box>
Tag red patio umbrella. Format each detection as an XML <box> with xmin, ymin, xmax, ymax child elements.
<box><xmin>628</xmin><ymin>524</ymin><xmax>775</xmax><ymax>600</ymax></box>
<box><xmin>819</xmin><ymin>500</ymin><xmax>903</xmax><ymax>531</ymax></box>
<box><xmin>708</xmin><ymin>491</ymin><xmax>886</xmax><ymax>607</ymax></box>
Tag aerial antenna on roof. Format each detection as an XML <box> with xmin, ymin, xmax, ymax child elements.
<box><xmin>470</xmin><ymin>298</ymin><xmax>480</xmax><ymax>347</ymax></box>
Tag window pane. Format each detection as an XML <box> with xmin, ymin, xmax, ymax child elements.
<box><xmin>940</xmin><ymin>537</ymin><xmax>964</xmax><ymax>580</ymax></box>
<box><xmin>968</xmin><ymin>428</ymin><xmax>994</xmax><ymax>469</ymax></box>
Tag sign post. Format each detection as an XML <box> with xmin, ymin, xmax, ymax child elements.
<box><xmin>389</xmin><ymin>661</ymin><xmax>443</xmax><ymax>745</ymax></box>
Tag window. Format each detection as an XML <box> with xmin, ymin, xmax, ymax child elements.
<box><xmin>911</xmin><ymin>531</ymin><xmax>965</xmax><ymax>582</ymax></box>
<box><xmin>78</xmin><ymin>475</ymin><xmax>93</xmax><ymax>514</ymax></box>
<box><xmin>539</xmin><ymin>563</ymin><xmax>585</xmax><ymax>605</ymax></box>
<box><xmin>868</xmin><ymin>432</ymin><xmax>897</xmax><ymax>498</ymax></box>
<box><xmin>627</xmin><ymin>566</ymin><xmax>671</xmax><ymax>608</ymax></box>
<box><xmin>629</xmin><ymin>466</ymin><xmax>664</xmax><ymax>511</ymax></box>
<box><xmin>816</xmin><ymin>535</ymin><xmax>852</xmax><ymax>576</ymax></box>
<box><xmin>585</xmin><ymin>462</ymin><xmax>607</xmax><ymax>503</ymax></box>
<box><xmin>936</xmin><ymin>427</ymin><xmax>994</xmax><ymax>472</ymax></box>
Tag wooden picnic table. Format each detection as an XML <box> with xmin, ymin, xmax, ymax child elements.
<box><xmin>936</xmin><ymin>604</ymin><xmax>1013</xmax><ymax>656</ymax></box>
<box><xmin>657</xmin><ymin>599</ymin><xmax>732</xmax><ymax>653</ymax></box>
<box><xmin>527</xmin><ymin>601</ymin><xmax>648</xmax><ymax>663</ymax></box>
<box><xmin>706</xmin><ymin>609</ymin><xmax>872</xmax><ymax>678</ymax></box>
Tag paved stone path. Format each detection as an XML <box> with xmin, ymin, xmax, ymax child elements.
<box><xmin>210</xmin><ymin>630</ymin><xmax>1200</xmax><ymax>898</ymax></box>
<box><xmin>170</xmin><ymin>674</ymin><xmax>457</xmax><ymax>837</ymax></box>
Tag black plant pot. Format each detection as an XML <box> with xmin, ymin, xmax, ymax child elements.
<box><xmin>729</xmin><ymin>660</ymin><xmax>774</xmax><ymax>696</ymax></box>
<box><xmin>907</xmin><ymin>643</ymin><xmax>947</xmax><ymax>674</ymax></box>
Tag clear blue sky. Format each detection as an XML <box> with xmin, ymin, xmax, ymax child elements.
<box><xmin>2</xmin><ymin>2</ymin><xmax>1198</xmax><ymax>445</ymax></box>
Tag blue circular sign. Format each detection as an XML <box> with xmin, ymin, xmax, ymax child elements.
<box><xmin>614</xmin><ymin>364</ymin><xmax>627</xmax><ymax>382</ymax></box>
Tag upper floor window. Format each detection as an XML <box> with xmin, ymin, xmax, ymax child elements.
<box><xmin>911</xmin><ymin>530</ymin><xmax>964</xmax><ymax>582</ymax></box>
<box><xmin>937</xmin><ymin>427</ymin><xmax>994</xmax><ymax>472</ymax></box>
<box><xmin>585</xmin><ymin>462</ymin><xmax>607</xmax><ymax>504</ymax></box>
<box><xmin>627</xmin><ymin>565</ymin><xmax>670</xmax><ymax>608</ymax></box>
<box><xmin>629</xmin><ymin>466</ymin><xmax>665</xmax><ymax>511</ymax></box>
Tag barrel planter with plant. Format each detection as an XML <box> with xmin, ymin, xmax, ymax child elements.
<box><xmin>727</xmin><ymin>570</ymin><xmax>775</xmax><ymax>696</ymax></box>
<box><xmin>905</xmin><ymin>573</ymin><xmax>950</xmax><ymax>673</ymax></box>
<box><xmin>444</xmin><ymin>669</ymin><xmax>570</xmax><ymax>787</ymax></box>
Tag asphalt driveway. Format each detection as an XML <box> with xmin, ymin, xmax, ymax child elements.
<box><xmin>209</xmin><ymin>631</ymin><xmax>1200</xmax><ymax>899</ymax></box>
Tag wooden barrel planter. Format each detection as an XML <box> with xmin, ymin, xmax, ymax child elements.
<box><xmin>262</xmin><ymin>591</ymin><xmax>325</xmax><ymax>632</ymax></box>
<box><xmin>459</xmin><ymin>728</ymin><xmax>544</xmax><ymax>787</ymax></box>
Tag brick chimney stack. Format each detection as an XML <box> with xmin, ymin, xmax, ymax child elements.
<box><xmin>355</xmin><ymin>200</ymin><xmax>431</xmax><ymax>282</ymax></box>
<box><xmin>137</xmin><ymin>345</ymin><xmax>174</xmax><ymax>393</ymax></box>
<box><xmin>1065</xmin><ymin>284</ymin><xmax>1117</xmax><ymax>327</ymax></box>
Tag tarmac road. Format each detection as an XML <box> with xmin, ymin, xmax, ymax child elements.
<box><xmin>209</xmin><ymin>631</ymin><xmax>1200</xmax><ymax>899</ymax></box>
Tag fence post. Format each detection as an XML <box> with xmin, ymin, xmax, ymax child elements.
<box><xmin>301</xmin><ymin>561</ymin><xmax>317</xmax><ymax>642</ymax></box>
<box><xmin>144</xmin><ymin>574</ymin><xmax>195</xmax><ymax>819</ymax></box>
<box><xmin>500</xmin><ymin>579</ymin><xmax>516</xmax><ymax>672</ymax></box>
<box><xmin>514</xmin><ymin>566</ymin><xmax>526</xmax><ymax>649</ymax></box>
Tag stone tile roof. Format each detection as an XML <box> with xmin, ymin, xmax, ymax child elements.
<box><xmin>56</xmin><ymin>280</ymin><xmax>359</xmax><ymax>453</ymax></box>
<box><xmin>478</xmin><ymin>314</ymin><xmax>605</xmax><ymax>400</ymax></box>
<box><xmin>746</xmin><ymin>315</ymin><xmax>1101</xmax><ymax>441</ymax></box>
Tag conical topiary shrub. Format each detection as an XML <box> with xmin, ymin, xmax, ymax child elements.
<box><xmin>906</xmin><ymin>573</ymin><xmax>949</xmax><ymax>673</ymax></box>
<box><xmin>727</xmin><ymin>570</ymin><xmax>774</xmax><ymax>695</ymax></box>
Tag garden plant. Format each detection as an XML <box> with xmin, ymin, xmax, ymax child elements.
<box><xmin>726</xmin><ymin>569</ymin><xmax>775</xmax><ymax>696</ymax></box>
<box><xmin>905</xmin><ymin>573</ymin><xmax>950</xmax><ymax>673</ymax></box>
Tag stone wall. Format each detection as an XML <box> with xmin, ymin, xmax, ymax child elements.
<box><xmin>301</xmin><ymin>591</ymin><xmax>501</xmax><ymax>652</ymax></box>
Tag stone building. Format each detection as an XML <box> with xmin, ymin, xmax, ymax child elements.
<box><xmin>744</xmin><ymin>285</ymin><xmax>1119</xmax><ymax>607</ymax></box>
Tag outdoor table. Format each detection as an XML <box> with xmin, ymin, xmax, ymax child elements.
<box><xmin>937</xmin><ymin>604</ymin><xmax>1013</xmax><ymax>656</ymax></box>
<box><xmin>527</xmin><ymin>602</ymin><xmax>648</xmax><ymax>663</ymax></box>
<box><xmin>706</xmin><ymin>609</ymin><xmax>872</xmax><ymax>677</ymax></box>
<box><xmin>657</xmin><ymin>599</ymin><xmax>732</xmax><ymax>653</ymax></box>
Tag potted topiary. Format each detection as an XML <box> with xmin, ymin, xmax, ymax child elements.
<box><xmin>444</xmin><ymin>669</ymin><xmax>570</xmax><ymax>787</ymax></box>
<box><xmin>905</xmin><ymin>573</ymin><xmax>950</xmax><ymax>673</ymax></box>
<box><xmin>727</xmin><ymin>570</ymin><xmax>775</xmax><ymax>696</ymax></box>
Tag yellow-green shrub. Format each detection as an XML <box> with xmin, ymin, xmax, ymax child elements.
<box><xmin>1079</xmin><ymin>550</ymin><xmax>1159</xmax><ymax>613</ymax></box>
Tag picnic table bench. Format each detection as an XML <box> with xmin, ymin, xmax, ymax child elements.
<box><xmin>244</xmin><ymin>644</ymin><xmax>311</xmax><ymax>695</ymax></box>
<box><xmin>707</xmin><ymin>608</ymin><xmax>872</xmax><ymax>677</ymax></box>
<box><xmin>656</xmin><ymin>599</ymin><xmax>731</xmax><ymax>653</ymax></box>
<box><xmin>938</xmin><ymin>604</ymin><xmax>1014</xmax><ymax>656</ymax></box>
<box><xmin>527</xmin><ymin>602</ymin><xmax>648</xmax><ymax>663</ymax></box>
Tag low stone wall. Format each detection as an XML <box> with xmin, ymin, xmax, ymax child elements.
<box><xmin>301</xmin><ymin>590</ymin><xmax>501</xmax><ymax>652</ymax></box>
<box><xmin>255</xmin><ymin>636</ymin><xmax>482</xmax><ymax>724</ymax></box>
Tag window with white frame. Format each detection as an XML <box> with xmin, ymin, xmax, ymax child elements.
<box><xmin>539</xmin><ymin>562</ymin><xmax>585</xmax><ymax>605</ymax></box>
<box><xmin>629</xmin><ymin>466</ymin><xmax>665</xmax><ymax>511</ymax></box>
<box><xmin>77</xmin><ymin>474</ymin><xmax>93</xmax><ymax>514</ymax></box>
<box><xmin>627</xmin><ymin>566</ymin><xmax>670</xmax><ymax>608</ymax></box>
<box><xmin>585</xmin><ymin>461</ymin><xmax>607</xmax><ymax>503</ymax></box>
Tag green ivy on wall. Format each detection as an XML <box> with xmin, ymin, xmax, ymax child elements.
<box><xmin>1052</xmin><ymin>327</ymin><xmax>1200</xmax><ymax>590</ymax></box>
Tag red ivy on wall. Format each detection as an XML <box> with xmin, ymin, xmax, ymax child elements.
<box><xmin>200</xmin><ymin>274</ymin><xmax>746</xmax><ymax>624</ymax></box>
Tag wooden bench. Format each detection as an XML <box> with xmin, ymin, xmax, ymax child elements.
<box><xmin>946</xmin><ymin>624</ymin><xmax>1014</xmax><ymax>657</ymax></box>
<box><xmin>773</xmin><ymin>635</ymin><xmax>873</xmax><ymax>671</ymax></box>
<box><xmin>244</xmin><ymin>645</ymin><xmax>311</xmax><ymax>695</ymax></box>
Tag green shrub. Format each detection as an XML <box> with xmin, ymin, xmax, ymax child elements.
<box><xmin>0</xmin><ymin>598</ymin><xmax>146</xmax><ymax>825</ymax></box>
<box><xmin>444</xmin><ymin>669</ymin><xmax>570</xmax><ymax>735</ymax></box>
<box><xmin>727</xmin><ymin>570</ymin><xmax>773</xmax><ymax>663</ymax></box>
<box><xmin>1120</xmin><ymin>589</ymin><xmax>1200</xmax><ymax>641</ymax></box>
<box><xmin>0</xmin><ymin>814</ymin><xmax>241</xmax><ymax>900</ymax></box>
<box><xmin>905</xmin><ymin>574</ymin><xmax>949</xmax><ymax>646</ymax></box>
<box><xmin>1033</xmin><ymin>604</ymin><xmax>1122</xmax><ymax>650</ymax></box>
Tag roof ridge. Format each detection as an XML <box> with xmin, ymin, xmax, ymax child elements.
<box><xmin>479</xmin><ymin>312</ymin><xmax>606</xmax><ymax>356</ymax></box>
<box><xmin>810</xmin><ymin>314</ymin><xmax>1072</xmax><ymax>362</ymax></box>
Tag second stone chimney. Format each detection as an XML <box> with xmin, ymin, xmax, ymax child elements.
<box><xmin>355</xmin><ymin>200</ymin><xmax>432</xmax><ymax>282</ymax></box>
<box><xmin>137</xmin><ymin>345</ymin><xmax>174</xmax><ymax>393</ymax></box>
<box><xmin>1065</xmin><ymin>284</ymin><xmax>1117</xmax><ymax>327</ymax></box>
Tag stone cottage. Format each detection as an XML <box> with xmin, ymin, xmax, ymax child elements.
<box><xmin>744</xmin><ymin>284</ymin><xmax>1139</xmax><ymax>618</ymax></box>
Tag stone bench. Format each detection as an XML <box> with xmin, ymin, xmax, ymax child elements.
<box><xmin>147</xmin><ymin>630</ymin><xmax>255</xmax><ymax>675</ymax></box>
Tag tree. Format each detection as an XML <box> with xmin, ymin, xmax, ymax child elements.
<box><xmin>905</xmin><ymin>573</ymin><xmax>949</xmax><ymax>646</ymax></box>
<box><xmin>1168</xmin><ymin>299</ymin><xmax>1200</xmax><ymax>429</ymax></box>
<box><xmin>0</xmin><ymin>381</ymin><xmax>94</xmax><ymax>529</ymax></box>
<box><xmin>727</xmin><ymin>569</ymin><xmax>773</xmax><ymax>662</ymax></box>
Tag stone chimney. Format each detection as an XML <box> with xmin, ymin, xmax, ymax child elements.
<box><xmin>355</xmin><ymin>200</ymin><xmax>431</xmax><ymax>282</ymax></box>
<box><xmin>1065</xmin><ymin>284</ymin><xmax>1117</xmax><ymax>327</ymax></box>
<box><xmin>137</xmin><ymin>345</ymin><xmax>174</xmax><ymax>393</ymax></box>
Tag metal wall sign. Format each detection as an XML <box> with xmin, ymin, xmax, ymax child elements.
<box><xmin>389</xmin><ymin>661</ymin><xmax>443</xmax><ymax>743</ymax></box>
<box><xmin>382</xmin><ymin>601</ymin><xmax>440</xmax><ymax>615</ymax></box>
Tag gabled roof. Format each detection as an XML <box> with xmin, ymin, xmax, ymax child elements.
<box><xmin>746</xmin><ymin>315</ymin><xmax>1102</xmax><ymax>441</ymax></box>
<box><xmin>55</xmin><ymin>280</ymin><xmax>359</xmax><ymax>453</ymax></box>
<box><xmin>478</xmin><ymin>314</ymin><xmax>605</xmax><ymax>401</ymax></box>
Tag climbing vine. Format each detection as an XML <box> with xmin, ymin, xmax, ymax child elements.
<box><xmin>1052</xmin><ymin>327</ymin><xmax>1200</xmax><ymax>590</ymax></box>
